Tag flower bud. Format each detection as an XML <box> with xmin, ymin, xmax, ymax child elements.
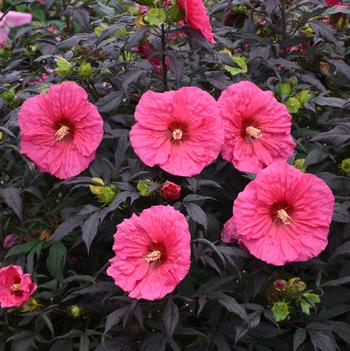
<box><xmin>296</xmin><ymin>90</ymin><xmax>312</xmax><ymax>105</ymax></box>
<box><xmin>20</xmin><ymin>297</ymin><xmax>41</xmax><ymax>312</ymax></box>
<box><xmin>137</xmin><ymin>179</ymin><xmax>153</xmax><ymax>197</ymax></box>
<box><xmin>277</xmin><ymin>82</ymin><xmax>292</xmax><ymax>97</ymax></box>
<box><xmin>294</xmin><ymin>159</ymin><xmax>306</xmax><ymax>172</ymax></box>
<box><xmin>78</xmin><ymin>63</ymin><xmax>93</xmax><ymax>79</ymax></box>
<box><xmin>340</xmin><ymin>158</ymin><xmax>350</xmax><ymax>174</ymax></box>
<box><xmin>161</xmin><ymin>181</ymin><xmax>181</xmax><ymax>202</ymax></box>
<box><xmin>0</xmin><ymin>131</ymin><xmax>3</xmax><ymax>142</ymax></box>
<box><xmin>97</xmin><ymin>185</ymin><xmax>117</xmax><ymax>205</ymax></box>
<box><xmin>68</xmin><ymin>304</ymin><xmax>82</xmax><ymax>318</ymax></box>
<box><xmin>89</xmin><ymin>178</ymin><xmax>105</xmax><ymax>195</ymax></box>
<box><xmin>285</xmin><ymin>97</ymin><xmax>301</xmax><ymax>114</ymax></box>
<box><xmin>273</xmin><ymin>279</ymin><xmax>287</xmax><ymax>291</ymax></box>
<box><xmin>3</xmin><ymin>234</ymin><xmax>21</xmax><ymax>250</ymax></box>
<box><xmin>55</xmin><ymin>57</ymin><xmax>72</xmax><ymax>76</ymax></box>
<box><xmin>288</xmin><ymin>277</ymin><xmax>306</xmax><ymax>293</ymax></box>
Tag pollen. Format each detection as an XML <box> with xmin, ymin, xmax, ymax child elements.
<box><xmin>10</xmin><ymin>283</ymin><xmax>22</xmax><ymax>292</ymax></box>
<box><xmin>55</xmin><ymin>125</ymin><xmax>70</xmax><ymax>141</ymax></box>
<box><xmin>172</xmin><ymin>128</ymin><xmax>183</xmax><ymax>141</ymax></box>
<box><xmin>276</xmin><ymin>209</ymin><xmax>292</xmax><ymax>225</ymax></box>
<box><xmin>246</xmin><ymin>126</ymin><xmax>262</xmax><ymax>139</ymax></box>
<box><xmin>145</xmin><ymin>250</ymin><xmax>161</xmax><ymax>264</ymax></box>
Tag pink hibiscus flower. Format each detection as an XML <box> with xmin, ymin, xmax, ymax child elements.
<box><xmin>18</xmin><ymin>82</ymin><xmax>104</xmax><ymax>180</ymax></box>
<box><xmin>221</xmin><ymin>216</ymin><xmax>238</xmax><ymax>244</ymax></box>
<box><xmin>218</xmin><ymin>81</ymin><xmax>295</xmax><ymax>173</ymax></box>
<box><xmin>325</xmin><ymin>0</ymin><xmax>343</xmax><ymax>5</ymax></box>
<box><xmin>0</xmin><ymin>265</ymin><xmax>36</xmax><ymax>308</ymax></box>
<box><xmin>107</xmin><ymin>205</ymin><xmax>191</xmax><ymax>300</ymax></box>
<box><xmin>0</xmin><ymin>11</ymin><xmax>32</xmax><ymax>47</ymax></box>
<box><xmin>177</xmin><ymin>0</ymin><xmax>215</xmax><ymax>43</ymax></box>
<box><xmin>130</xmin><ymin>87</ymin><xmax>224</xmax><ymax>177</ymax></box>
<box><xmin>227</xmin><ymin>161</ymin><xmax>334</xmax><ymax>266</ymax></box>
<box><xmin>135</xmin><ymin>41</ymin><xmax>170</xmax><ymax>75</ymax></box>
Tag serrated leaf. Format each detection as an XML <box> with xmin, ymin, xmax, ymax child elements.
<box><xmin>82</xmin><ymin>212</ymin><xmax>100</xmax><ymax>253</ymax></box>
<box><xmin>184</xmin><ymin>202</ymin><xmax>207</xmax><ymax>231</ymax></box>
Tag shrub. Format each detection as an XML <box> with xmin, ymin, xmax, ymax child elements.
<box><xmin>0</xmin><ymin>0</ymin><xmax>350</xmax><ymax>350</ymax></box>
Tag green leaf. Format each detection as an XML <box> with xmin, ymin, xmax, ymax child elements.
<box><xmin>271</xmin><ymin>302</ymin><xmax>289</xmax><ymax>322</ymax></box>
<box><xmin>6</xmin><ymin>241</ymin><xmax>40</xmax><ymax>258</ymax></box>
<box><xmin>46</xmin><ymin>241</ymin><xmax>67</xmax><ymax>280</ymax></box>
<box><xmin>303</xmin><ymin>293</ymin><xmax>321</xmax><ymax>304</ymax></box>
<box><xmin>166</xmin><ymin>5</ymin><xmax>185</xmax><ymax>23</ymax></box>
<box><xmin>144</xmin><ymin>8</ymin><xmax>166</xmax><ymax>26</ymax></box>
<box><xmin>300</xmin><ymin>299</ymin><xmax>312</xmax><ymax>315</ymax></box>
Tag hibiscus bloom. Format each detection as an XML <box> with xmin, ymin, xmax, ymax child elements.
<box><xmin>130</xmin><ymin>87</ymin><xmax>223</xmax><ymax>177</ymax></box>
<box><xmin>221</xmin><ymin>216</ymin><xmax>238</xmax><ymax>244</ymax></box>
<box><xmin>18</xmin><ymin>82</ymin><xmax>104</xmax><ymax>180</ymax></box>
<box><xmin>0</xmin><ymin>11</ymin><xmax>32</xmax><ymax>46</ymax></box>
<box><xmin>218</xmin><ymin>81</ymin><xmax>295</xmax><ymax>173</ymax></box>
<box><xmin>0</xmin><ymin>265</ymin><xmax>36</xmax><ymax>308</ymax></box>
<box><xmin>177</xmin><ymin>0</ymin><xmax>215</xmax><ymax>43</ymax></box>
<box><xmin>107</xmin><ymin>205</ymin><xmax>191</xmax><ymax>300</ymax></box>
<box><xmin>325</xmin><ymin>0</ymin><xmax>342</xmax><ymax>5</ymax></box>
<box><xmin>227</xmin><ymin>161</ymin><xmax>334</xmax><ymax>266</ymax></box>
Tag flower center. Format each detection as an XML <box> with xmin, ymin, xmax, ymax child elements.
<box><xmin>246</xmin><ymin>126</ymin><xmax>262</xmax><ymax>139</ymax></box>
<box><xmin>276</xmin><ymin>209</ymin><xmax>292</xmax><ymax>225</ymax></box>
<box><xmin>55</xmin><ymin>125</ymin><xmax>70</xmax><ymax>141</ymax></box>
<box><xmin>172</xmin><ymin>128</ymin><xmax>183</xmax><ymax>141</ymax></box>
<box><xmin>145</xmin><ymin>250</ymin><xmax>161</xmax><ymax>264</ymax></box>
<box><xmin>10</xmin><ymin>283</ymin><xmax>22</xmax><ymax>292</ymax></box>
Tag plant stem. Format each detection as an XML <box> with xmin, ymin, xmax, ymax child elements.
<box><xmin>62</xmin><ymin>0</ymin><xmax>72</xmax><ymax>35</ymax></box>
<box><xmin>160</xmin><ymin>24</ymin><xmax>168</xmax><ymax>91</ymax></box>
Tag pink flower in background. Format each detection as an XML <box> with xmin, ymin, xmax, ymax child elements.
<box><xmin>218</xmin><ymin>81</ymin><xmax>295</xmax><ymax>173</ymax></box>
<box><xmin>221</xmin><ymin>216</ymin><xmax>238</xmax><ymax>244</ymax></box>
<box><xmin>0</xmin><ymin>11</ymin><xmax>32</xmax><ymax>46</ymax></box>
<box><xmin>135</xmin><ymin>42</ymin><xmax>170</xmax><ymax>75</ymax></box>
<box><xmin>3</xmin><ymin>234</ymin><xmax>21</xmax><ymax>250</ymax></box>
<box><xmin>177</xmin><ymin>0</ymin><xmax>215</xmax><ymax>43</ymax></box>
<box><xmin>0</xmin><ymin>265</ymin><xmax>36</xmax><ymax>308</ymax></box>
<box><xmin>325</xmin><ymin>0</ymin><xmax>342</xmax><ymax>5</ymax></box>
<box><xmin>130</xmin><ymin>87</ymin><xmax>224</xmax><ymax>177</ymax></box>
<box><xmin>107</xmin><ymin>205</ymin><xmax>191</xmax><ymax>300</ymax></box>
<box><xmin>18</xmin><ymin>82</ymin><xmax>104</xmax><ymax>180</ymax></box>
<box><xmin>231</xmin><ymin>161</ymin><xmax>334</xmax><ymax>266</ymax></box>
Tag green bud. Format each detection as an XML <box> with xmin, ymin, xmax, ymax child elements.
<box><xmin>94</xmin><ymin>23</ymin><xmax>109</xmax><ymax>37</ymax></box>
<box><xmin>39</xmin><ymin>85</ymin><xmax>49</xmax><ymax>94</ymax></box>
<box><xmin>1</xmin><ymin>87</ymin><xmax>16</xmax><ymax>102</ymax></box>
<box><xmin>97</xmin><ymin>185</ymin><xmax>117</xmax><ymax>205</ymax></box>
<box><xmin>277</xmin><ymin>82</ymin><xmax>292</xmax><ymax>97</ymax></box>
<box><xmin>137</xmin><ymin>179</ymin><xmax>153</xmax><ymax>197</ymax></box>
<box><xmin>21</xmin><ymin>297</ymin><xmax>41</xmax><ymax>312</ymax></box>
<box><xmin>296</xmin><ymin>89</ymin><xmax>312</xmax><ymax>105</ymax></box>
<box><xmin>144</xmin><ymin>8</ymin><xmax>166</xmax><ymax>26</ymax></box>
<box><xmin>294</xmin><ymin>159</ymin><xmax>306</xmax><ymax>172</ymax></box>
<box><xmin>126</xmin><ymin>5</ymin><xmax>142</xmax><ymax>16</ymax></box>
<box><xmin>55</xmin><ymin>57</ymin><xmax>72</xmax><ymax>76</ymax></box>
<box><xmin>69</xmin><ymin>304</ymin><xmax>82</xmax><ymax>318</ymax></box>
<box><xmin>89</xmin><ymin>177</ymin><xmax>105</xmax><ymax>195</ymax></box>
<box><xmin>301</xmin><ymin>24</ymin><xmax>313</xmax><ymax>36</ymax></box>
<box><xmin>78</xmin><ymin>63</ymin><xmax>93</xmax><ymax>79</ymax></box>
<box><xmin>288</xmin><ymin>277</ymin><xmax>306</xmax><ymax>293</ymax></box>
<box><xmin>340</xmin><ymin>158</ymin><xmax>350</xmax><ymax>174</ymax></box>
<box><xmin>0</xmin><ymin>48</ymin><xmax>10</xmax><ymax>60</ymax></box>
<box><xmin>271</xmin><ymin>302</ymin><xmax>289</xmax><ymax>322</ymax></box>
<box><xmin>285</xmin><ymin>97</ymin><xmax>301</xmax><ymax>114</ymax></box>
<box><xmin>0</xmin><ymin>131</ymin><xmax>3</xmax><ymax>142</ymax></box>
<box><xmin>289</xmin><ymin>77</ymin><xmax>298</xmax><ymax>88</ymax></box>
